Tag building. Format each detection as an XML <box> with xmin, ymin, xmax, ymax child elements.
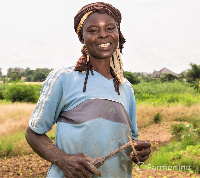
<box><xmin>150</xmin><ymin>68</ymin><xmax>179</xmax><ymax>78</ymax></box>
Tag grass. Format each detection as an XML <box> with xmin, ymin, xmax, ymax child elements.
<box><xmin>0</xmin><ymin>103</ymin><xmax>35</xmax><ymax>136</ymax></box>
<box><xmin>0</xmin><ymin>102</ymin><xmax>56</xmax><ymax>158</ymax></box>
<box><xmin>143</xmin><ymin>123</ymin><xmax>200</xmax><ymax>174</ymax></box>
<box><xmin>0</xmin><ymin>126</ymin><xmax>56</xmax><ymax>158</ymax></box>
<box><xmin>136</xmin><ymin>103</ymin><xmax>200</xmax><ymax>128</ymax></box>
<box><xmin>133</xmin><ymin>82</ymin><xmax>200</xmax><ymax>105</ymax></box>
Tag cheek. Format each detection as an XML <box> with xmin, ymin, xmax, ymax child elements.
<box><xmin>83</xmin><ymin>35</ymin><xmax>95</xmax><ymax>46</ymax></box>
<box><xmin>111</xmin><ymin>32</ymin><xmax>119</xmax><ymax>47</ymax></box>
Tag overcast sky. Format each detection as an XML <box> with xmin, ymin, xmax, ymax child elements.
<box><xmin>0</xmin><ymin>0</ymin><xmax>200</xmax><ymax>75</ymax></box>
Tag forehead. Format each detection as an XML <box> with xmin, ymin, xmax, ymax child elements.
<box><xmin>83</xmin><ymin>12</ymin><xmax>116</xmax><ymax>27</ymax></box>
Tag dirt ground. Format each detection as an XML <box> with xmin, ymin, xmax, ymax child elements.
<box><xmin>0</xmin><ymin>122</ymin><xmax>199</xmax><ymax>178</ymax></box>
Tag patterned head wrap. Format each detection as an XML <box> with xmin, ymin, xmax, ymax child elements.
<box><xmin>74</xmin><ymin>2</ymin><xmax>126</xmax><ymax>94</ymax></box>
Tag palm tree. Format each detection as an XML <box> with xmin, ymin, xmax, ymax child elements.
<box><xmin>186</xmin><ymin>63</ymin><xmax>200</xmax><ymax>83</ymax></box>
<box><xmin>191</xmin><ymin>79</ymin><xmax>200</xmax><ymax>92</ymax></box>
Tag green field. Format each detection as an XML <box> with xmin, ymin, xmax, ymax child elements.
<box><xmin>0</xmin><ymin>81</ymin><xmax>199</xmax><ymax>174</ymax></box>
<box><xmin>133</xmin><ymin>81</ymin><xmax>200</xmax><ymax>105</ymax></box>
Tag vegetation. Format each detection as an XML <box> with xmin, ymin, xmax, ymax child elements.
<box><xmin>2</xmin><ymin>67</ymin><xmax>53</xmax><ymax>82</ymax></box>
<box><xmin>145</xmin><ymin>123</ymin><xmax>200</xmax><ymax>173</ymax></box>
<box><xmin>2</xmin><ymin>82</ymin><xmax>41</xmax><ymax>103</ymax></box>
<box><xmin>153</xmin><ymin>112</ymin><xmax>162</xmax><ymax>124</ymax></box>
<box><xmin>133</xmin><ymin>82</ymin><xmax>200</xmax><ymax>105</ymax></box>
<box><xmin>186</xmin><ymin>63</ymin><xmax>200</xmax><ymax>83</ymax></box>
<box><xmin>0</xmin><ymin>63</ymin><xmax>199</xmax><ymax>176</ymax></box>
<box><xmin>124</xmin><ymin>71</ymin><xmax>140</xmax><ymax>84</ymax></box>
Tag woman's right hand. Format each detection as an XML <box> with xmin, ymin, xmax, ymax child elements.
<box><xmin>25</xmin><ymin>127</ymin><xmax>101</xmax><ymax>178</ymax></box>
<box><xmin>58</xmin><ymin>153</ymin><xmax>102</xmax><ymax>178</ymax></box>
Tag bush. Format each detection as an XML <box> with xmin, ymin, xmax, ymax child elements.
<box><xmin>153</xmin><ymin>112</ymin><xmax>162</xmax><ymax>124</ymax></box>
<box><xmin>171</xmin><ymin>123</ymin><xmax>187</xmax><ymax>141</ymax></box>
<box><xmin>0</xmin><ymin>84</ymin><xmax>6</xmax><ymax>100</ymax></box>
<box><xmin>124</xmin><ymin>71</ymin><xmax>140</xmax><ymax>84</ymax></box>
<box><xmin>3</xmin><ymin>83</ymin><xmax>41</xmax><ymax>103</ymax></box>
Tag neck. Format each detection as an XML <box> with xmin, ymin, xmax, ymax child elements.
<box><xmin>89</xmin><ymin>57</ymin><xmax>113</xmax><ymax>79</ymax></box>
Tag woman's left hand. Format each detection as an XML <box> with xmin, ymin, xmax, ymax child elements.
<box><xmin>130</xmin><ymin>140</ymin><xmax>151</xmax><ymax>164</ymax></box>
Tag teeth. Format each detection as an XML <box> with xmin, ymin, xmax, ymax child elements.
<box><xmin>98</xmin><ymin>43</ymin><xmax>110</xmax><ymax>47</ymax></box>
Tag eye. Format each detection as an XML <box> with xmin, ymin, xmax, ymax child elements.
<box><xmin>88</xmin><ymin>27</ymin><xmax>98</xmax><ymax>33</ymax></box>
<box><xmin>106</xmin><ymin>26</ymin><xmax>116</xmax><ymax>31</ymax></box>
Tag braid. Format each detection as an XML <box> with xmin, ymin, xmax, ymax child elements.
<box><xmin>83</xmin><ymin>61</ymin><xmax>94</xmax><ymax>92</ymax></box>
<box><xmin>110</xmin><ymin>67</ymin><xmax>120</xmax><ymax>95</ymax></box>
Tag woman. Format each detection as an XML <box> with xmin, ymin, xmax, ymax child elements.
<box><xmin>26</xmin><ymin>2</ymin><xmax>151</xmax><ymax>178</ymax></box>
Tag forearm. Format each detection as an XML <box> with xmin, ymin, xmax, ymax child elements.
<box><xmin>25</xmin><ymin>127</ymin><xmax>66</xmax><ymax>167</ymax></box>
<box><xmin>25</xmin><ymin>127</ymin><xmax>102</xmax><ymax>177</ymax></box>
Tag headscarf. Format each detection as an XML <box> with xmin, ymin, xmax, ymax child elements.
<box><xmin>74</xmin><ymin>2</ymin><xmax>126</xmax><ymax>94</ymax></box>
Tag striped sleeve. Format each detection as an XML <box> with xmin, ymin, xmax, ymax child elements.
<box><xmin>29</xmin><ymin>69</ymin><xmax>64</xmax><ymax>134</ymax></box>
<box><xmin>124</xmin><ymin>79</ymin><xmax>139</xmax><ymax>140</ymax></box>
<box><xmin>129</xmin><ymin>89</ymin><xmax>139</xmax><ymax>140</ymax></box>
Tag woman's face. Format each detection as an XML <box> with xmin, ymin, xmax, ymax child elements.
<box><xmin>82</xmin><ymin>12</ymin><xmax>119</xmax><ymax>60</ymax></box>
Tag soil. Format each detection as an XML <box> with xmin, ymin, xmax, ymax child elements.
<box><xmin>0</xmin><ymin>122</ymin><xmax>199</xmax><ymax>178</ymax></box>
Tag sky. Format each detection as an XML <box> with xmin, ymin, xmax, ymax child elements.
<box><xmin>0</xmin><ymin>0</ymin><xmax>200</xmax><ymax>75</ymax></box>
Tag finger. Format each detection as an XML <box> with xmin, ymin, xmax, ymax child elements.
<box><xmin>138</xmin><ymin>155</ymin><xmax>149</xmax><ymax>162</ymax></box>
<box><xmin>85</xmin><ymin>162</ymin><xmax>102</xmax><ymax>177</ymax></box>
<box><xmin>84</xmin><ymin>154</ymin><xmax>94</xmax><ymax>163</ymax></box>
<box><xmin>131</xmin><ymin>148</ymin><xmax>151</xmax><ymax>157</ymax></box>
<box><xmin>135</xmin><ymin>141</ymin><xmax>151</xmax><ymax>149</ymax></box>
<box><xmin>81</xmin><ymin>169</ymin><xmax>93</xmax><ymax>178</ymax></box>
<box><xmin>131</xmin><ymin>154</ymin><xmax>149</xmax><ymax>163</ymax></box>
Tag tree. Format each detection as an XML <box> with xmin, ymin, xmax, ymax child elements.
<box><xmin>124</xmin><ymin>71</ymin><xmax>140</xmax><ymax>84</ymax></box>
<box><xmin>190</xmin><ymin>79</ymin><xmax>200</xmax><ymax>92</ymax></box>
<box><xmin>34</xmin><ymin>71</ymin><xmax>46</xmax><ymax>82</ymax></box>
<box><xmin>10</xmin><ymin>72</ymin><xmax>21</xmax><ymax>81</ymax></box>
<box><xmin>7</xmin><ymin>68</ymin><xmax>12</xmax><ymax>78</ymax></box>
<box><xmin>186</xmin><ymin>63</ymin><xmax>200</xmax><ymax>82</ymax></box>
<box><xmin>25</xmin><ymin>67</ymin><xmax>34</xmax><ymax>82</ymax></box>
<box><xmin>0</xmin><ymin>68</ymin><xmax>2</xmax><ymax>78</ymax></box>
<box><xmin>161</xmin><ymin>73</ymin><xmax>178</xmax><ymax>82</ymax></box>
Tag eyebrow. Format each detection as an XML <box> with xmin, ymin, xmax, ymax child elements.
<box><xmin>86</xmin><ymin>22</ymin><xmax>116</xmax><ymax>28</ymax></box>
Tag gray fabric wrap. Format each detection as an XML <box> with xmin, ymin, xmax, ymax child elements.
<box><xmin>57</xmin><ymin>99</ymin><xmax>132</xmax><ymax>129</ymax></box>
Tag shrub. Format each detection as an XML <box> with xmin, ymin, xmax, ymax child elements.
<box><xmin>153</xmin><ymin>112</ymin><xmax>162</xmax><ymax>124</ymax></box>
<box><xmin>124</xmin><ymin>71</ymin><xmax>140</xmax><ymax>84</ymax></box>
<box><xmin>0</xmin><ymin>84</ymin><xmax>6</xmax><ymax>100</ymax></box>
<box><xmin>3</xmin><ymin>83</ymin><xmax>41</xmax><ymax>103</ymax></box>
<box><xmin>171</xmin><ymin>123</ymin><xmax>187</xmax><ymax>141</ymax></box>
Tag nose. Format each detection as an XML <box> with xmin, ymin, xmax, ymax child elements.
<box><xmin>98</xmin><ymin>29</ymin><xmax>109</xmax><ymax>39</ymax></box>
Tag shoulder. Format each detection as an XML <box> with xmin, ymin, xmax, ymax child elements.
<box><xmin>41</xmin><ymin>65</ymin><xmax>79</xmax><ymax>89</ymax></box>
<box><xmin>48</xmin><ymin>66</ymin><xmax>75</xmax><ymax>78</ymax></box>
<box><xmin>122</xmin><ymin>78</ymin><xmax>135</xmax><ymax>94</ymax></box>
<box><xmin>46</xmin><ymin>65</ymin><xmax>80</xmax><ymax>81</ymax></box>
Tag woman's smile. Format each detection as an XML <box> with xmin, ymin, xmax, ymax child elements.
<box><xmin>82</xmin><ymin>12</ymin><xmax>119</xmax><ymax>60</ymax></box>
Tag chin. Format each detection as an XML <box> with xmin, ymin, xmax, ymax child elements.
<box><xmin>93</xmin><ymin>52</ymin><xmax>114</xmax><ymax>60</ymax></box>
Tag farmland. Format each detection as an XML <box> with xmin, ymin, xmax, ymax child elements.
<box><xmin>0</xmin><ymin>81</ymin><xmax>200</xmax><ymax>177</ymax></box>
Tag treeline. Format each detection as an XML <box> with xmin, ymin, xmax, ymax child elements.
<box><xmin>0</xmin><ymin>63</ymin><xmax>199</xmax><ymax>103</ymax></box>
<box><xmin>0</xmin><ymin>67</ymin><xmax>53</xmax><ymax>83</ymax></box>
<box><xmin>0</xmin><ymin>63</ymin><xmax>199</xmax><ymax>84</ymax></box>
<box><xmin>124</xmin><ymin>63</ymin><xmax>200</xmax><ymax>87</ymax></box>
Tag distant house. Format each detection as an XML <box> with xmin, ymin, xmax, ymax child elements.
<box><xmin>150</xmin><ymin>68</ymin><xmax>179</xmax><ymax>78</ymax></box>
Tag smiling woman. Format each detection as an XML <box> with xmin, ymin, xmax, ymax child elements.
<box><xmin>25</xmin><ymin>2</ymin><xmax>151</xmax><ymax>178</ymax></box>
